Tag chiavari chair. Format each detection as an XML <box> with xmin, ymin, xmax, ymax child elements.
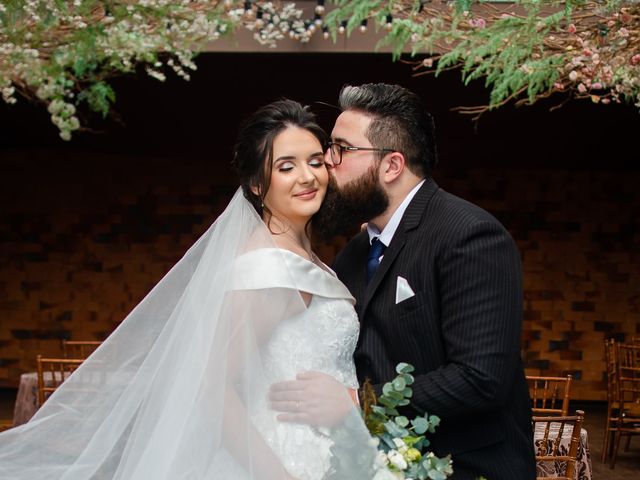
<box><xmin>610</xmin><ymin>342</ymin><xmax>640</xmax><ymax>468</ymax></box>
<box><xmin>527</xmin><ymin>375</ymin><xmax>573</xmax><ymax>416</ymax></box>
<box><xmin>62</xmin><ymin>340</ymin><xmax>102</xmax><ymax>359</ymax></box>
<box><xmin>533</xmin><ymin>409</ymin><xmax>585</xmax><ymax>480</ymax></box>
<box><xmin>601</xmin><ymin>338</ymin><xmax>619</xmax><ymax>462</ymax></box>
<box><xmin>36</xmin><ymin>356</ymin><xmax>84</xmax><ymax>406</ymax></box>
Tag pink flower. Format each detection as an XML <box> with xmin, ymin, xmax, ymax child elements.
<box><xmin>470</xmin><ymin>18</ymin><xmax>486</xmax><ymax>28</ymax></box>
<box><xmin>422</xmin><ymin>58</ymin><xmax>434</xmax><ymax>68</ymax></box>
<box><xmin>554</xmin><ymin>82</ymin><xmax>564</xmax><ymax>90</ymax></box>
<box><xmin>568</xmin><ymin>24</ymin><xmax>577</xmax><ymax>34</ymax></box>
<box><xmin>592</xmin><ymin>82</ymin><xmax>603</xmax><ymax>90</ymax></box>
<box><xmin>583</xmin><ymin>48</ymin><xmax>592</xmax><ymax>56</ymax></box>
<box><xmin>618</xmin><ymin>27</ymin><xmax>629</xmax><ymax>38</ymax></box>
<box><xmin>578</xmin><ymin>83</ymin><xmax>587</xmax><ymax>93</ymax></box>
<box><xmin>631</xmin><ymin>54</ymin><xmax>640</xmax><ymax>65</ymax></box>
<box><xmin>569</xmin><ymin>70</ymin><xmax>578</xmax><ymax>81</ymax></box>
<box><xmin>601</xmin><ymin>98</ymin><xmax>611</xmax><ymax>105</ymax></box>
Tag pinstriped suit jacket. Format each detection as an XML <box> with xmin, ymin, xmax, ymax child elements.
<box><xmin>333</xmin><ymin>178</ymin><xmax>536</xmax><ymax>480</ymax></box>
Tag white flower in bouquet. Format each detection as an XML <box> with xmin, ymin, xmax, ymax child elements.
<box><xmin>393</xmin><ymin>437</ymin><xmax>409</xmax><ymax>454</ymax></box>
<box><xmin>375</xmin><ymin>450</ymin><xmax>390</xmax><ymax>468</ymax></box>
<box><xmin>388</xmin><ymin>449</ymin><xmax>409</xmax><ymax>470</ymax></box>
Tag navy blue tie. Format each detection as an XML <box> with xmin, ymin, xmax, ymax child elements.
<box><xmin>366</xmin><ymin>237</ymin><xmax>386</xmax><ymax>283</ymax></box>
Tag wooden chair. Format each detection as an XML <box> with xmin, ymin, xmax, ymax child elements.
<box><xmin>602</xmin><ymin>338</ymin><xmax>619</xmax><ymax>462</ymax></box>
<box><xmin>610</xmin><ymin>342</ymin><xmax>640</xmax><ymax>468</ymax></box>
<box><xmin>36</xmin><ymin>356</ymin><xmax>84</xmax><ymax>406</ymax></box>
<box><xmin>62</xmin><ymin>340</ymin><xmax>102</xmax><ymax>359</ymax></box>
<box><xmin>0</xmin><ymin>421</ymin><xmax>12</xmax><ymax>432</ymax></box>
<box><xmin>533</xmin><ymin>409</ymin><xmax>585</xmax><ymax>480</ymax></box>
<box><xmin>527</xmin><ymin>375</ymin><xmax>573</xmax><ymax>416</ymax></box>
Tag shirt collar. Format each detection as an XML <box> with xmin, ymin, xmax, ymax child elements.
<box><xmin>367</xmin><ymin>179</ymin><xmax>425</xmax><ymax>247</ymax></box>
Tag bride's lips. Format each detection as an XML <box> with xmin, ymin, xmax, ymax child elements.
<box><xmin>293</xmin><ymin>188</ymin><xmax>318</xmax><ymax>200</ymax></box>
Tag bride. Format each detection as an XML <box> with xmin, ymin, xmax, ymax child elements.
<box><xmin>0</xmin><ymin>100</ymin><xmax>378</xmax><ymax>479</ymax></box>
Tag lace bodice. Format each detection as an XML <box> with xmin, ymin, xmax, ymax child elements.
<box><xmin>261</xmin><ymin>293</ymin><xmax>359</xmax><ymax>390</ymax></box>
<box><xmin>228</xmin><ymin>248</ymin><xmax>361</xmax><ymax>480</ymax></box>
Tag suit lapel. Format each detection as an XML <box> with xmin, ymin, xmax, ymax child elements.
<box><xmin>359</xmin><ymin>178</ymin><xmax>440</xmax><ymax>319</ymax></box>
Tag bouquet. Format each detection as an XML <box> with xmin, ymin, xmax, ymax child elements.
<box><xmin>363</xmin><ymin>363</ymin><xmax>453</xmax><ymax>480</ymax></box>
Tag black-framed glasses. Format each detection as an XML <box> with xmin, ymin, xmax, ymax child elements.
<box><xmin>326</xmin><ymin>142</ymin><xmax>395</xmax><ymax>166</ymax></box>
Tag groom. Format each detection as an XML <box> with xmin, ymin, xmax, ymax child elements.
<box><xmin>270</xmin><ymin>83</ymin><xmax>535</xmax><ymax>479</ymax></box>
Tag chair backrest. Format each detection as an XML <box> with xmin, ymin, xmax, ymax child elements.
<box><xmin>615</xmin><ymin>343</ymin><xmax>640</xmax><ymax>419</ymax></box>
<box><xmin>532</xmin><ymin>409</ymin><xmax>585</xmax><ymax>480</ymax></box>
<box><xmin>62</xmin><ymin>340</ymin><xmax>102</xmax><ymax>359</ymax></box>
<box><xmin>604</xmin><ymin>338</ymin><xmax>618</xmax><ymax>403</ymax></box>
<box><xmin>527</xmin><ymin>375</ymin><xmax>573</xmax><ymax>416</ymax></box>
<box><xmin>36</xmin><ymin>356</ymin><xmax>84</xmax><ymax>406</ymax></box>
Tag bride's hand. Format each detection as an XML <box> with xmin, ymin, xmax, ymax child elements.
<box><xmin>269</xmin><ymin>371</ymin><xmax>355</xmax><ymax>428</ymax></box>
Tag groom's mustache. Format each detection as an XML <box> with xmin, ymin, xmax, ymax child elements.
<box><xmin>312</xmin><ymin>170</ymin><xmax>389</xmax><ymax>242</ymax></box>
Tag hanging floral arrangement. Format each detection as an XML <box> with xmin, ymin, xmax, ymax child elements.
<box><xmin>1</xmin><ymin>0</ymin><xmax>638</xmax><ymax>139</ymax></box>
<box><xmin>327</xmin><ymin>0</ymin><xmax>640</xmax><ymax>118</ymax></box>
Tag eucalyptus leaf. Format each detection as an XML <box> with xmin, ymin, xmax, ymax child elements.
<box><xmin>395</xmin><ymin>416</ymin><xmax>409</xmax><ymax>427</ymax></box>
<box><xmin>411</xmin><ymin>417</ymin><xmax>430</xmax><ymax>435</ymax></box>
<box><xmin>392</xmin><ymin>377</ymin><xmax>407</xmax><ymax>391</ymax></box>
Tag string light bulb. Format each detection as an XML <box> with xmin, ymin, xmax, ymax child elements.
<box><xmin>359</xmin><ymin>19</ymin><xmax>368</xmax><ymax>34</ymax></box>
<box><xmin>243</xmin><ymin>1</ymin><xmax>254</xmax><ymax>18</ymax></box>
<box><xmin>385</xmin><ymin>14</ymin><xmax>393</xmax><ymax>31</ymax></box>
<box><xmin>338</xmin><ymin>20</ymin><xmax>347</xmax><ymax>34</ymax></box>
<box><xmin>322</xmin><ymin>26</ymin><xmax>329</xmax><ymax>39</ymax></box>
<box><xmin>315</xmin><ymin>0</ymin><xmax>325</xmax><ymax>15</ymax></box>
<box><xmin>255</xmin><ymin>8</ymin><xmax>264</xmax><ymax>28</ymax></box>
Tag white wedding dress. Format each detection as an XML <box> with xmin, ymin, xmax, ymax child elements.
<box><xmin>212</xmin><ymin>248</ymin><xmax>362</xmax><ymax>480</ymax></box>
<box><xmin>0</xmin><ymin>189</ymin><xmax>376</xmax><ymax>480</ymax></box>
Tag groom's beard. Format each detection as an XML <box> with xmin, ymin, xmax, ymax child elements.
<box><xmin>312</xmin><ymin>164</ymin><xmax>389</xmax><ymax>242</ymax></box>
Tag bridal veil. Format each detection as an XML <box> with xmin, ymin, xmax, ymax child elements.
<box><xmin>0</xmin><ymin>189</ymin><xmax>377</xmax><ymax>479</ymax></box>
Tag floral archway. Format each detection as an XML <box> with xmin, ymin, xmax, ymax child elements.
<box><xmin>1</xmin><ymin>0</ymin><xmax>638</xmax><ymax>139</ymax></box>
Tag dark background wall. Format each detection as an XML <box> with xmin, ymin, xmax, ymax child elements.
<box><xmin>1</xmin><ymin>53</ymin><xmax>638</xmax><ymax>400</ymax></box>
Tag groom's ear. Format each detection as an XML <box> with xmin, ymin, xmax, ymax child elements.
<box><xmin>381</xmin><ymin>152</ymin><xmax>405</xmax><ymax>184</ymax></box>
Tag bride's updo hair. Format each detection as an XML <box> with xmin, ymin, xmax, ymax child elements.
<box><xmin>232</xmin><ymin>99</ymin><xmax>327</xmax><ymax>217</ymax></box>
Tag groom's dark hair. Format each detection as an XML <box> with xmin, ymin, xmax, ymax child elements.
<box><xmin>338</xmin><ymin>83</ymin><xmax>437</xmax><ymax>177</ymax></box>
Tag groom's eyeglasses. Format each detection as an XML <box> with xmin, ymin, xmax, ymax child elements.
<box><xmin>326</xmin><ymin>142</ymin><xmax>395</xmax><ymax>166</ymax></box>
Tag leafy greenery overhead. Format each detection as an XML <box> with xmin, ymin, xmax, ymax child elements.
<box><xmin>1</xmin><ymin>0</ymin><xmax>638</xmax><ymax>139</ymax></box>
<box><xmin>327</xmin><ymin>0</ymin><xmax>640</xmax><ymax>117</ymax></box>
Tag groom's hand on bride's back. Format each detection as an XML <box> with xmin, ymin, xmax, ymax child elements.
<box><xmin>269</xmin><ymin>371</ymin><xmax>358</xmax><ymax>427</ymax></box>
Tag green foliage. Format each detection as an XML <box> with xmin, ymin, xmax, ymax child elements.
<box><xmin>0</xmin><ymin>1</ymin><xmax>307</xmax><ymax>140</ymax></box>
<box><xmin>329</xmin><ymin>0</ymin><xmax>640</xmax><ymax>114</ymax></box>
<box><xmin>78</xmin><ymin>81</ymin><xmax>115</xmax><ymax>118</ymax></box>
<box><xmin>364</xmin><ymin>363</ymin><xmax>452</xmax><ymax>479</ymax></box>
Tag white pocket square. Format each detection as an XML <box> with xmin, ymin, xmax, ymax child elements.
<box><xmin>395</xmin><ymin>276</ymin><xmax>415</xmax><ymax>304</ymax></box>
